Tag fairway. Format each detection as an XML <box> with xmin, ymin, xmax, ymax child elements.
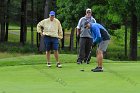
<box><xmin>0</xmin><ymin>61</ymin><xmax>140</xmax><ymax>93</ymax></box>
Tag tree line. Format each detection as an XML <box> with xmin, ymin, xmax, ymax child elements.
<box><xmin>0</xmin><ymin>0</ymin><xmax>140</xmax><ymax>60</ymax></box>
<box><xmin>57</xmin><ymin>0</ymin><xmax>140</xmax><ymax>60</ymax></box>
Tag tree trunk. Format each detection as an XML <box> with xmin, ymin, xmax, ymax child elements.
<box><xmin>44</xmin><ymin>0</ymin><xmax>51</xmax><ymax>18</ymax></box>
<box><xmin>20</xmin><ymin>0</ymin><xmax>27</xmax><ymax>45</ymax></box>
<box><xmin>0</xmin><ymin>22</ymin><xmax>1</xmax><ymax>43</ymax></box>
<box><xmin>124</xmin><ymin>20</ymin><xmax>127</xmax><ymax>57</ymax></box>
<box><xmin>5</xmin><ymin>0</ymin><xmax>10</xmax><ymax>41</ymax></box>
<box><xmin>1</xmin><ymin>21</ymin><xmax>5</xmax><ymax>42</ymax></box>
<box><xmin>36</xmin><ymin>0</ymin><xmax>39</xmax><ymax>50</ymax></box>
<box><xmin>61</xmin><ymin>29</ymin><xmax>65</xmax><ymax>49</ymax></box>
<box><xmin>0</xmin><ymin>0</ymin><xmax>6</xmax><ymax>42</ymax></box>
<box><xmin>69</xmin><ymin>27</ymin><xmax>75</xmax><ymax>51</ymax></box>
<box><xmin>31</xmin><ymin>0</ymin><xmax>34</xmax><ymax>46</ymax></box>
<box><xmin>129</xmin><ymin>1</ymin><xmax>137</xmax><ymax>60</ymax></box>
<box><xmin>37</xmin><ymin>0</ymin><xmax>51</xmax><ymax>52</ymax></box>
<box><xmin>76</xmin><ymin>28</ymin><xmax>80</xmax><ymax>49</ymax></box>
<box><xmin>36</xmin><ymin>0</ymin><xmax>44</xmax><ymax>52</ymax></box>
<box><xmin>44</xmin><ymin>0</ymin><xmax>56</xmax><ymax>18</ymax></box>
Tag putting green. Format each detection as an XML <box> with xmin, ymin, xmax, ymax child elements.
<box><xmin>0</xmin><ymin>63</ymin><xmax>140</xmax><ymax>93</ymax></box>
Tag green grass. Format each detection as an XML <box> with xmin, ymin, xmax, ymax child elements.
<box><xmin>8</xmin><ymin>28</ymin><xmax>37</xmax><ymax>44</ymax></box>
<box><xmin>0</xmin><ymin>54</ymin><xmax>140</xmax><ymax>93</ymax></box>
<box><xmin>0</xmin><ymin>52</ymin><xmax>32</xmax><ymax>59</ymax></box>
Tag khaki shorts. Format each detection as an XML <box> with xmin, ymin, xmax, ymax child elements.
<box><xmin>97</xmin><ymin>40</ymin><xmax>110</xmax><ymax>52</ymax></box>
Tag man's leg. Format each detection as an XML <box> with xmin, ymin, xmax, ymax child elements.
<box><xmin>91</xmin><ymin>40</ymin><xmax>110</xmax><ymax>72</ymax></box>
<box><xmin>44</xmin><ymin>36</ymin><xmax>51</xmax><ymax>67</ymax></box>
<box><xmin>91</xmin><ymin>50</ymin><xmax>103</xmax><ymax>72</ymax></box>
<box><xmin>53</xmin><ymin>38</ymin><xmax>62</xmax><ymax>68</ymax></box>
<box><xmin>54</xmin><ymin>50</ymin><xmax>59</xmax><ymax>62</ymax></box>
<box><xmin>97</xmin><ymin>50</ymin><xmax>103</xmax><ymax>67</ymax></box>
<box><xmin>97</xmin><ymin>40</ymin><xmax>109</xmax><ymax>67</ymax></box>
<box><xmin>46</xmin><ymin>51</ymin><xmax>51</xmax><ymax>67</ymax></box>
<box><xmin>54</xmin><ymin>50</ymin><xmax>62</xmax><ymax>68</ymax></box>
<box><xmin>77</xmin><ymin>38</ymin><xmax>86</xmax><ymax>64</ymax></box>
<box><xmin>46</xmin><ymin>51</ymin><xmax>50</xmax><ymax>62</ymax></box>
<box><xmin>84</xmin><ymin>38</ymin><xmax>92</xmax><ymax>63</ymax></box>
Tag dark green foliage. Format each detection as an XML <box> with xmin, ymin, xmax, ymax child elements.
<box><xmin>0</xmin><ymin>42</ymin><xmax>37</xmax><ymax>53</ymax></box>
<box><xmin>57</xmin><ymin>0</ymin><xmax>94</xmax><ymax>28</ymax></box>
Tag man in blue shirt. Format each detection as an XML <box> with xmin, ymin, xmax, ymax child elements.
<box><xmin>85</xmin><ymin>22</ymin><xmax>110</xmax><ymax>72</ymax></box>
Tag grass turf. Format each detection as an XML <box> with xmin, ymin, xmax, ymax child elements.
<box><xmin>0</xmin><ymin>54</ymin><xmax>140</xmax><ymax>93</ymax></box>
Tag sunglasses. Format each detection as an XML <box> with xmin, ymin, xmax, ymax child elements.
<box><xmin>87</xmin><ymin>12</ymin><xmax>91</xmax><ymax>13</ymax></box>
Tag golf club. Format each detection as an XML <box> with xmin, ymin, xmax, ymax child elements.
<box><xmin>76</xmin><ymin>35</ymin><xmax>85</xmax><ymax>72</ymax></box>
<box><xmin>85</xmin><ymin>46</ymin><xmax>93</xmax><ymax>64</ymax></box>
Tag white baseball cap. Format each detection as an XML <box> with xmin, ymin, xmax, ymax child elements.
<box><xmin>86</xmin><ymin>8</ymin><xmax>91</xmax><ymax>13</ymax></box>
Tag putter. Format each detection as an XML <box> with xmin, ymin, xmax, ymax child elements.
<box><xmin>80</xmin><ymin>64</ymin><xmax>85</xmax><ymax>72</ymax></box>
<box><xmin>76</xmin><ymin>36</ymin><xmax>85</xmax><ymax>72</ymax></box>
<box><xmin>80</xmin><ymin>46</ymin><xmax>93</xmax><ymax>72</ymax></box>
<box><xmin>85</xmin><ymin>46</ymin><xmax>93</xmax><ymax>64</ymax></box>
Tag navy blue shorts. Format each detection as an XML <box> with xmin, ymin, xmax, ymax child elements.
<box><xmin>44</xmin><ymin>36</ymin><xmax>59</xmax><ymax>51</ymax></box>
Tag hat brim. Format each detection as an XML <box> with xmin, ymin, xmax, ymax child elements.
<box><xmin>50</xmin><ymin>14</ymin><xmax>55</xmax><ymax>16</ymax></box>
